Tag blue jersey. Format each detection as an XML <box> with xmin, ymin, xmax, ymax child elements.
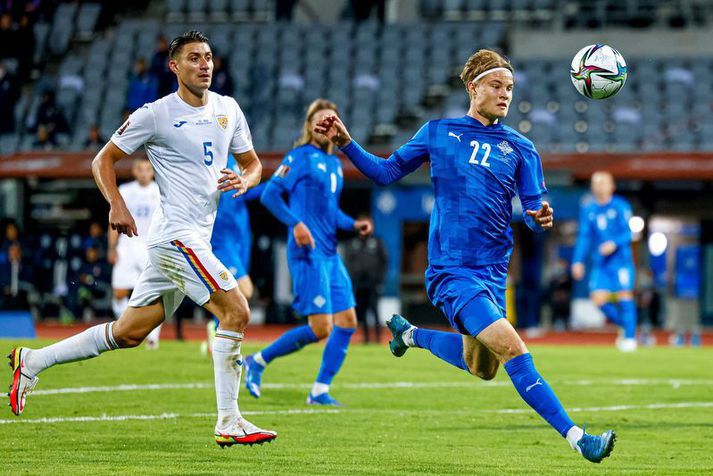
<box><xmin>572</xmin><ymin>195</ymin><xmax>633</xmax><ymax>269</ymax></box>
<box><xmin>211</xmin><ymin>155</ymin><xmax>264</xmax><ymax>256</ymax></box>
<box><xmin>261</xmin><ymin>144</ymin><xmax>355</xmax><ymax>260</ymax></box>
<box><xmin>344</xmin><ymin>116</ymin><xmax>547</xmax><ymax>268</ymax></box>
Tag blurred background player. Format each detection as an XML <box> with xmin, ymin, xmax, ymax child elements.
<box><xmin>572</xmin><ymin>171</ymin><xmax>638</xmax><ymax>352</ymax></box>
<box><xmin>7</xmin><ymin>30</ymin><xmax>276</xmax><ymax>446</ymax></box>
<box><xmin>107</xmin><ymin>157</ymin><xmax>160</xmax><ymax>349</ymax></box>
<box><xmin>315</xmin><ymin>49</ymin><xmax>615</xmax><ymax>463</ymax></box>
<box><xmin>344</xmin><ymin>213</ymin><xmax>387</xmax><ymax>344</ymax></box>
<box><xmin>205</xmin><ymin>154</ymin><xmax>266</xmax><ymax>354</ymax></box>
<box><xmin>243</xmin><ymin>99</ymin><xmax>371</xmax><ymax>406</ymax></box>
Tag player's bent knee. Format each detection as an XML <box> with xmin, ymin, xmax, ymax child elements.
<box><xmin>310</xmin><ymin>321</ymin><xmax>333</xmax><ymax>340</ymax></box>
<box><xmin>474</xmin><ymin>368</ymin><xmax>497</xmax><ymax>381</ymax></box>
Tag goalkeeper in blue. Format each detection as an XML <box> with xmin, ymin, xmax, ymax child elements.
<box><xmin>244</xmin><ymin>99</ymin><xmax>372</xmax><ymax>406</ymax></box>
<box><xmin>572</xmin><ymin>171</ymin><xmax>637</xmax><ymax>352</ymax></box>
<box><xmin>314</xmin><ymin>50</ymin><xmax>616</xmax><ymax>463</ymax></box>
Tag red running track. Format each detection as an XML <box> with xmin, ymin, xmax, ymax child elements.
<box><xmin>31</xmin><ymin>322</ymin><xmax>712</xmax><ymax>346</ymax></box>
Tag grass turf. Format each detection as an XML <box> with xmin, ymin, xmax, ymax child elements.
<box><xmin>1</xmin><ymin>338</ymin><xmax>712</xmax><ymax>475</ymax></box>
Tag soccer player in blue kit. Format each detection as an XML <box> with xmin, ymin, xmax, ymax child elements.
<box><xmin>572</xmin><ymin>171</ymin><xmax>637</xmax><ymax>352</ymax></box>
<box><xmin>315</xmin><ymin>50</ymin><xmax>616</xmax><ymax>463</ymax></box>
<box><xmin>244</xmin><ymin>99</ymin><xmax>372</xmax><ymax>405</ymax></box>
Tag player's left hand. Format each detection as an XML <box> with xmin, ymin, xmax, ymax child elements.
<box><xmin>599</xmin><ymin>241</ymin><xmax>617</xmax><ymax>256</ymax></box>
<box><xmin>526</xmin><ymin>201</ymin><xmax>554</xmax><ymax>229</ymax></box>
<box><xmin>218</xmin><ymin>168</ymin><xmax>248</xmax><ymax>198</ymax></box>
<box><xmin>354</xmin><ymin>218</ymin><xmax>373</xmax><ymax>236</ymax></box>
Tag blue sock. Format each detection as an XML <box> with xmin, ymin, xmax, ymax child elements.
<box><xmin>599</xmin><ymin>302</ymin><xmax>623</xmax><ymax>326</ymax></box>
<box><xmin>261</xmin><ymin>324</ymin><xmax>319</xmax><ymax>365</ymax></box>
<box><xmin>413</xmin><ymin>328</ymin><xmax>468</xmax><ymax>371</ymax></box>
<box><xmin>619</xmin><ymin>299</ymin><xmax>637</xmax><ymax>339</ymax></box>
<box><xmin>315</xmin><ymin>326</ymin><xmax>356</xmax><ymax>385</ymax></box>
<box><xmin>504</xmin><ymin>353</ymin><xmax>575</xmax><ymax>437</ymax></box>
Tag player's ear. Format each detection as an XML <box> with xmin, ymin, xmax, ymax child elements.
<box><xmin>168</xmin><ymin>58</ymin><xmax>179</xmax><ymax>75</ymax></box>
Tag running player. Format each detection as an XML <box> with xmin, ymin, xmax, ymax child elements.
<box><xmin>243</xmin><ymin>99</ymin><xmax>371</xmax><ymax>406</ymax></box>
<box><xmin>315</xmin><ymin>50</ymin><xmax>615</xmax><ymax>462</ymax></box>
<box><xmin>7</xmin><ymin>31</ymin><xmax>276</xmax><ymax>446</ymax></box>
<box><xmin>205</xmin><ymin>157</ymin><xmax>265</xmax><ymax>354</ymax></box>
<box><xmin>108</xmin><ymin>157</ymin><xmax>161</xmax><ymax>349</ymax></box>
<box><xmin>572</xmin><ymin>171</ymin><xmax>637</xmax><ymax>352</ymax></box>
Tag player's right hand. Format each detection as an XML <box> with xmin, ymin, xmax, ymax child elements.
<box><xmin>109</xmin><ymin>203</ymin><xmax>138</xmax><ymax>237</ymax></box>
<box><xmin>313</xmin><ymin>115</ymin><xmax>352</xmax><ymax>149</ymax></box>
<box><xmin>571</xmin><ymin>262</ymin><xmax>585</xmax><ymax>281</ymax></box>
<box><xmin>293</xmin><ymin>222</ymin><xmax>315</xmax><ymax>249</ymax></box>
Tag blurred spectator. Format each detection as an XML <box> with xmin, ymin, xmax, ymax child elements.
<box><xmin>275</xmin><ymin>0</ymin><xmax>298</xmax><ymax>20</ymax></box>
<box><xmin>349</xmin><ymin>0</ymin><xmax>385</xmax><ymax>22</ymax></box>
<box><xmin>344</xmin><ymin>215</ymin><xmax>387</xmax><ymax>343</ymax></box>
<box><xmin>0</xmin><ymin>222</ymin><xmax>30</xmax><ymax>310</ymax></box>
<box><xmin>545</xmin><ymin>258</ymin><xmax>572</xmax><ymax>331</ymax></box>
<box><xmin>15</xmin><ymin>14</ymin><xmax>34</xmax><ymax>80</ymax></box>
<box><xmin>0</xmin><ymin>60</ymin><xmax>19</xmax><ymax>133</ymax></box>
<box><xmin>126</xmin><ymin>58</ymin><xmax>158</xmax><ymax>112</ymax></box>
<box><xmin>210</xmin><ymin>56</ymin><xmax>234</xmax><ymax>97</ymax></box>
<box><xmin>84</xmin><ymin>124</ymin><xmax>106</xmax><ymax>150</ymax></box>
<box><xmin>0</xmin><ymin>13</ymin><xmax>17</xmax><ymax>60</ymax></box>
<box><xmin>34</xmin><ymin>123</ymin><xmax>55</xmax><ymax>150</ymax></box>
<box><xmin>84</xmin><ymin>221</ymin><xmax>107</xmax><ymax>258</ymax></box>
<box><xmin>33</xmin><ymin>90</ymin><xmax>69</xmax><ymax>138</ymax></box>
<box><xmin>65</xmin><ymin>247</ymin><xmax>110</xmax><ymax>319</ymax></box>
<box><xmin>149</xmin><ymin>35</ymin><xmax>175</xmax><ymax>97</ymax></box>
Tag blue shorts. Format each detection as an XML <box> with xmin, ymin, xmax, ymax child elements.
<box><xmin>213</xmin><ymin>243</ymin><xmax>250</xmax><ymax>280</ymax></box>
<box><xmin>425</xmin><ymin>263</ymin><xmax>508</xmax><ymax>337</ymax></box>
<box><xmin>288</xmin><ymin>254</ymin><xmax>356</xmax><ymax>316</ymax></box>
<box><xmin>589</xmin><ymin>261</ymin><xmax>635</xmax><ymax>293</ymax></box>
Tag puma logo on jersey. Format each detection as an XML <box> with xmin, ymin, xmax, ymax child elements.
<box><xmin>448</xmin><ymin>132</ymin><xmax>463</xmax><ymax>142</ymax></box>
<box><xmin>173</xmin><ymin>120</ymin><xmax>188</xmax><ymax>128</ymax></box>
<box><xmin>317</xmin><ymin>163</ymin><xmax>327</xmax><ymax>172</ymax></box>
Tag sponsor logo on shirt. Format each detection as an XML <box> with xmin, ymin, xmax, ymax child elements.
<box><xmin>274</xmin><ymin>164</ymin><xmax>290</xmax><ymax>178</ymax></box>
<box><xmin>317</xmin><ymin>162</ymin><xmax>327</xmax><ymax>172</ymax></box>
<box><xmin>216</xmin><ymin>114</ymin><xmax>228</xmax><ymax>130</ymax></box>
<box><xmin>117</xmin><ymin>120</ymin><xmax>131</xmax><ymax>135</ymax></box>
<box><xmin>448</xmin><ymin>131</ymin><xmax>463</xmax><ymax>142</ymax></box>
<box><xmin>173</xmin><ymin>120</ymin><xmax>188</xmax><ymax>128</ymax></box>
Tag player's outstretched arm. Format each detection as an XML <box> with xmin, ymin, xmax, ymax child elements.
<box><xmin>92</xmin><ymin>141</ymin><xmax>138</xmax><ymax>237</ymax></box>
<box><xmin>314</xmin><ymin>115</ymin><xmax>426</xmax><ymax>186</ymax></box>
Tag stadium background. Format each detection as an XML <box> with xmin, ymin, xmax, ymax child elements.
<box><xmin>0</xmin><ymin>0</ymin><xmax>711</xmax><ymax>342</ymax></box>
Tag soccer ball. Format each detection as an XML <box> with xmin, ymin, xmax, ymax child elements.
<box><xmin>570</xmin><ymin>44</ymin><xmax>627</xmax><ymax>99</ymax></box>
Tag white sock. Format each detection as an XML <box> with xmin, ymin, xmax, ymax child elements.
<box><xmin>146</xmin><ymin>324</ymin><xmax>162</xmax><ymax>344</ymax></box>
<box><xmin>566</xmin><ymin>425</ymin><xmax>584</xmax><ymax>453</ymax></box>
<box><xmin>253</xmin><ymin>351</ymin><xmax>267</xmax><ymax>368</ymax></box>
<box><xmin>311</xmin><ymin>382</ymin><xmax>330</xmax><ymax>396</ymax></box>
<box><xmin>24</xmin><ymin>322</ymin><xmax>119</xmax><ymax>376</ymax></box>
<box><xmin>213</xmin><ymin>328</ymin><xmax>244</xmax><ymax>429</ymax></box>
<box><xmin>402</xmin><ymin>326</ymin><xmax>417</xmax><ymax>347</ymax></box>
<box><xmin>112</xmin><ymin>296</ymin><xmax>128</xmax><ymax>319</ymax></box>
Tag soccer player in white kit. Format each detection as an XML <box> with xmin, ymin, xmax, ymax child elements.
<box><xmin>7</xmin><ymin>31</ymin><xmax>277</xmax><ymax>446</ymax></box>
<box><xmin>108</xmin><ymin>157</ymin><xmax>162</xmax><ymax>349</ymax></box>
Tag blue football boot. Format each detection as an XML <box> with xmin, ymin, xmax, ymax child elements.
<box><xmin>577</xmin><ymin>427</ymin><xmax>616</xmax><ymax>463</ymax></box>
<box><xmin>306</xmin><ymin>392</ymin><xmax>343</xmax><ymax>406</ymax></box>
<box><xmin>243</xmin><ymin>355</ymin><xmax>264</xmax><ymax>399</ymax></box>
<box><xmin>386</xmin><ymin>314</ymin><xmax>414</xmax><ymax>357</ymax></box>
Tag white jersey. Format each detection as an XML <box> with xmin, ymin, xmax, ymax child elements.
<box><xmin>111</xmin><ymin>91</ymin><xmax>253</xmax><ymax>247</ymax></box>
<box><xmin>117</xmin><ymin>180</ymin><xmax>160</xmax><ymax>247</ymax></box>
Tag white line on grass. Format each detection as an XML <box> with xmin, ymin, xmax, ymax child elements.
<box><xmin>2</xmin><ymin>378</ymin><xmax>711</xmax><ymax>398</ymax></box>
<box><xmin>0</xmin><ymin>408</ymin><xmax>339</xmax><ymax>425</ymax></box>
<box><xmin>1</xmin><ymin>402</ymin><xmax>710</xmax><ymax>425</ymax></box>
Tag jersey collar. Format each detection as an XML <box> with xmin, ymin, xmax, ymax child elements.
<box><xmin>463</xmin><ymin>114</ymin><xmax>504</xmax><ymax>130</ymax></box>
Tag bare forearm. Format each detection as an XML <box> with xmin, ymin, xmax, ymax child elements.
<box><xmin>108</xmin><ymin>228</ymin><xmax>119</xmax><ymax>250</ymax></box>
<box><xmin>242</xmin><ymin>156</ymin><xmax>262</xmax><ymax>189</ymax></box>
<box><xmin>91</xmin><ymin>148</ymin><xmax>123</xmax><ymax>206</ymax></box>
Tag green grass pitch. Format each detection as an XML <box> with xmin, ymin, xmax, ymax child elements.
<box><xmin>1</xmin><ymin>338</ymin><xmax>712</xmax><ymax>475</ymax></box>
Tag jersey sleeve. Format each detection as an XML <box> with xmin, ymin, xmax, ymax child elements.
<box><xmin>515</xmin><ymin>138</ymin><xmax>548</xmax><ymax>232</ymax></box>
<box><xmin>340</xmin><ymin>122</ymin><xmax>430</xmax><ymax>186</ymax></box>
<box><xmin>611</xmin><ymin>199</ymin><xmax>633</xmax><ymax>248</ymax></box>
<box><xmin>230</xmin><ymin>100</ymin><xmax>253</xmax><ymax>155</ymax></box>
<box><xmin>336</xmin><ymin>208</ymin><xmax>355</xmax><ymax>231</ymax></box>
<box><xmin>572</xmin><ymin>204</ymin><xmax>592</xmax><ymax>265</ymax></box>
<box><xmin>111</xmin><ymin>106</ymin><xmax>156</xmax><ymax>155</ymax></box>
<box><xmin>269</xmin><ymin>152</ymin><xmax>309</xmax><ymax>194</ymax></box>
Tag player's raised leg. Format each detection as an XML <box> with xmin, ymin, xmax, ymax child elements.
<box><xmin>8</xmin><ymin>300</ymin><xmax>165</xmax><ymax>415</ymax></box>
<box><xmin>477</xmin><ymin>318</ymin><xmax>616</xmax><ymax>463</ymax></box>
<box><xmin>307</xmin><ymin>308</ymin><xmax>357</xmax><ymax>406</ymax></box>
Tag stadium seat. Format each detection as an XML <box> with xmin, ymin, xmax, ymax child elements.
<box><xmin>75</xmin><ymin>3</ymin><xmax>102</xmax><ymax>41</ymax></box>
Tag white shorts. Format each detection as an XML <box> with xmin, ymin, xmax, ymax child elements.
<box><xmin>111</xmin><ymin>241</ymin><xmax>149</xmax><ymax>289</ymax></box>
<box><xmin>128</xmin><ymin>235</ymin><xmax>238</xmax><ymax>319</ymax></box>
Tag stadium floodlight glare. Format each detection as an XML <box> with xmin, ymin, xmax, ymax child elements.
<box><xmin>629</xmin><ymin>216</ymin><xmax>645</xmax><ymax>233</ymax></box>
<box><xmin>648</xmin><ymin>232</ymin><xmax>668</xmax><ymax>256</ymax></box>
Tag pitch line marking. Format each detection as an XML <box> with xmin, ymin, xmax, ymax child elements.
<box><xmin>0</xmin><ymin>408</ymin><xmax>339</xmax><ymax>425</ymax></box>
<box><xmin>1</xmin><ymin>377</ymin><xmax>711</xmax><ymax>398</ymax></box>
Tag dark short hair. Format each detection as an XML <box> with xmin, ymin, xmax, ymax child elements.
<box><xmin>168</xmin><ymin>30</ymin><xmax>210</xmax><ymax>59</ymax></box>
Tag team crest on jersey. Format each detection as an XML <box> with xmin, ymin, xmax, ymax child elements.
<box><xmin>219</xmin><ymin>270</ymin><xmax>229</xmax><ymax>281</ymax></box>
<box><xmin>275</xmin><ymin>164</ymin><xmax>290</xmax><ymax>178</ymax></box>
<box><xmin>216</xmin><ymin>114</ymin><xmax>228</xmax><ymax>130</ymax></box>
<box><xmin>497</xmin><ymin>140</ymin><xmax>513</xmax><ymax>155</ymax></box>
